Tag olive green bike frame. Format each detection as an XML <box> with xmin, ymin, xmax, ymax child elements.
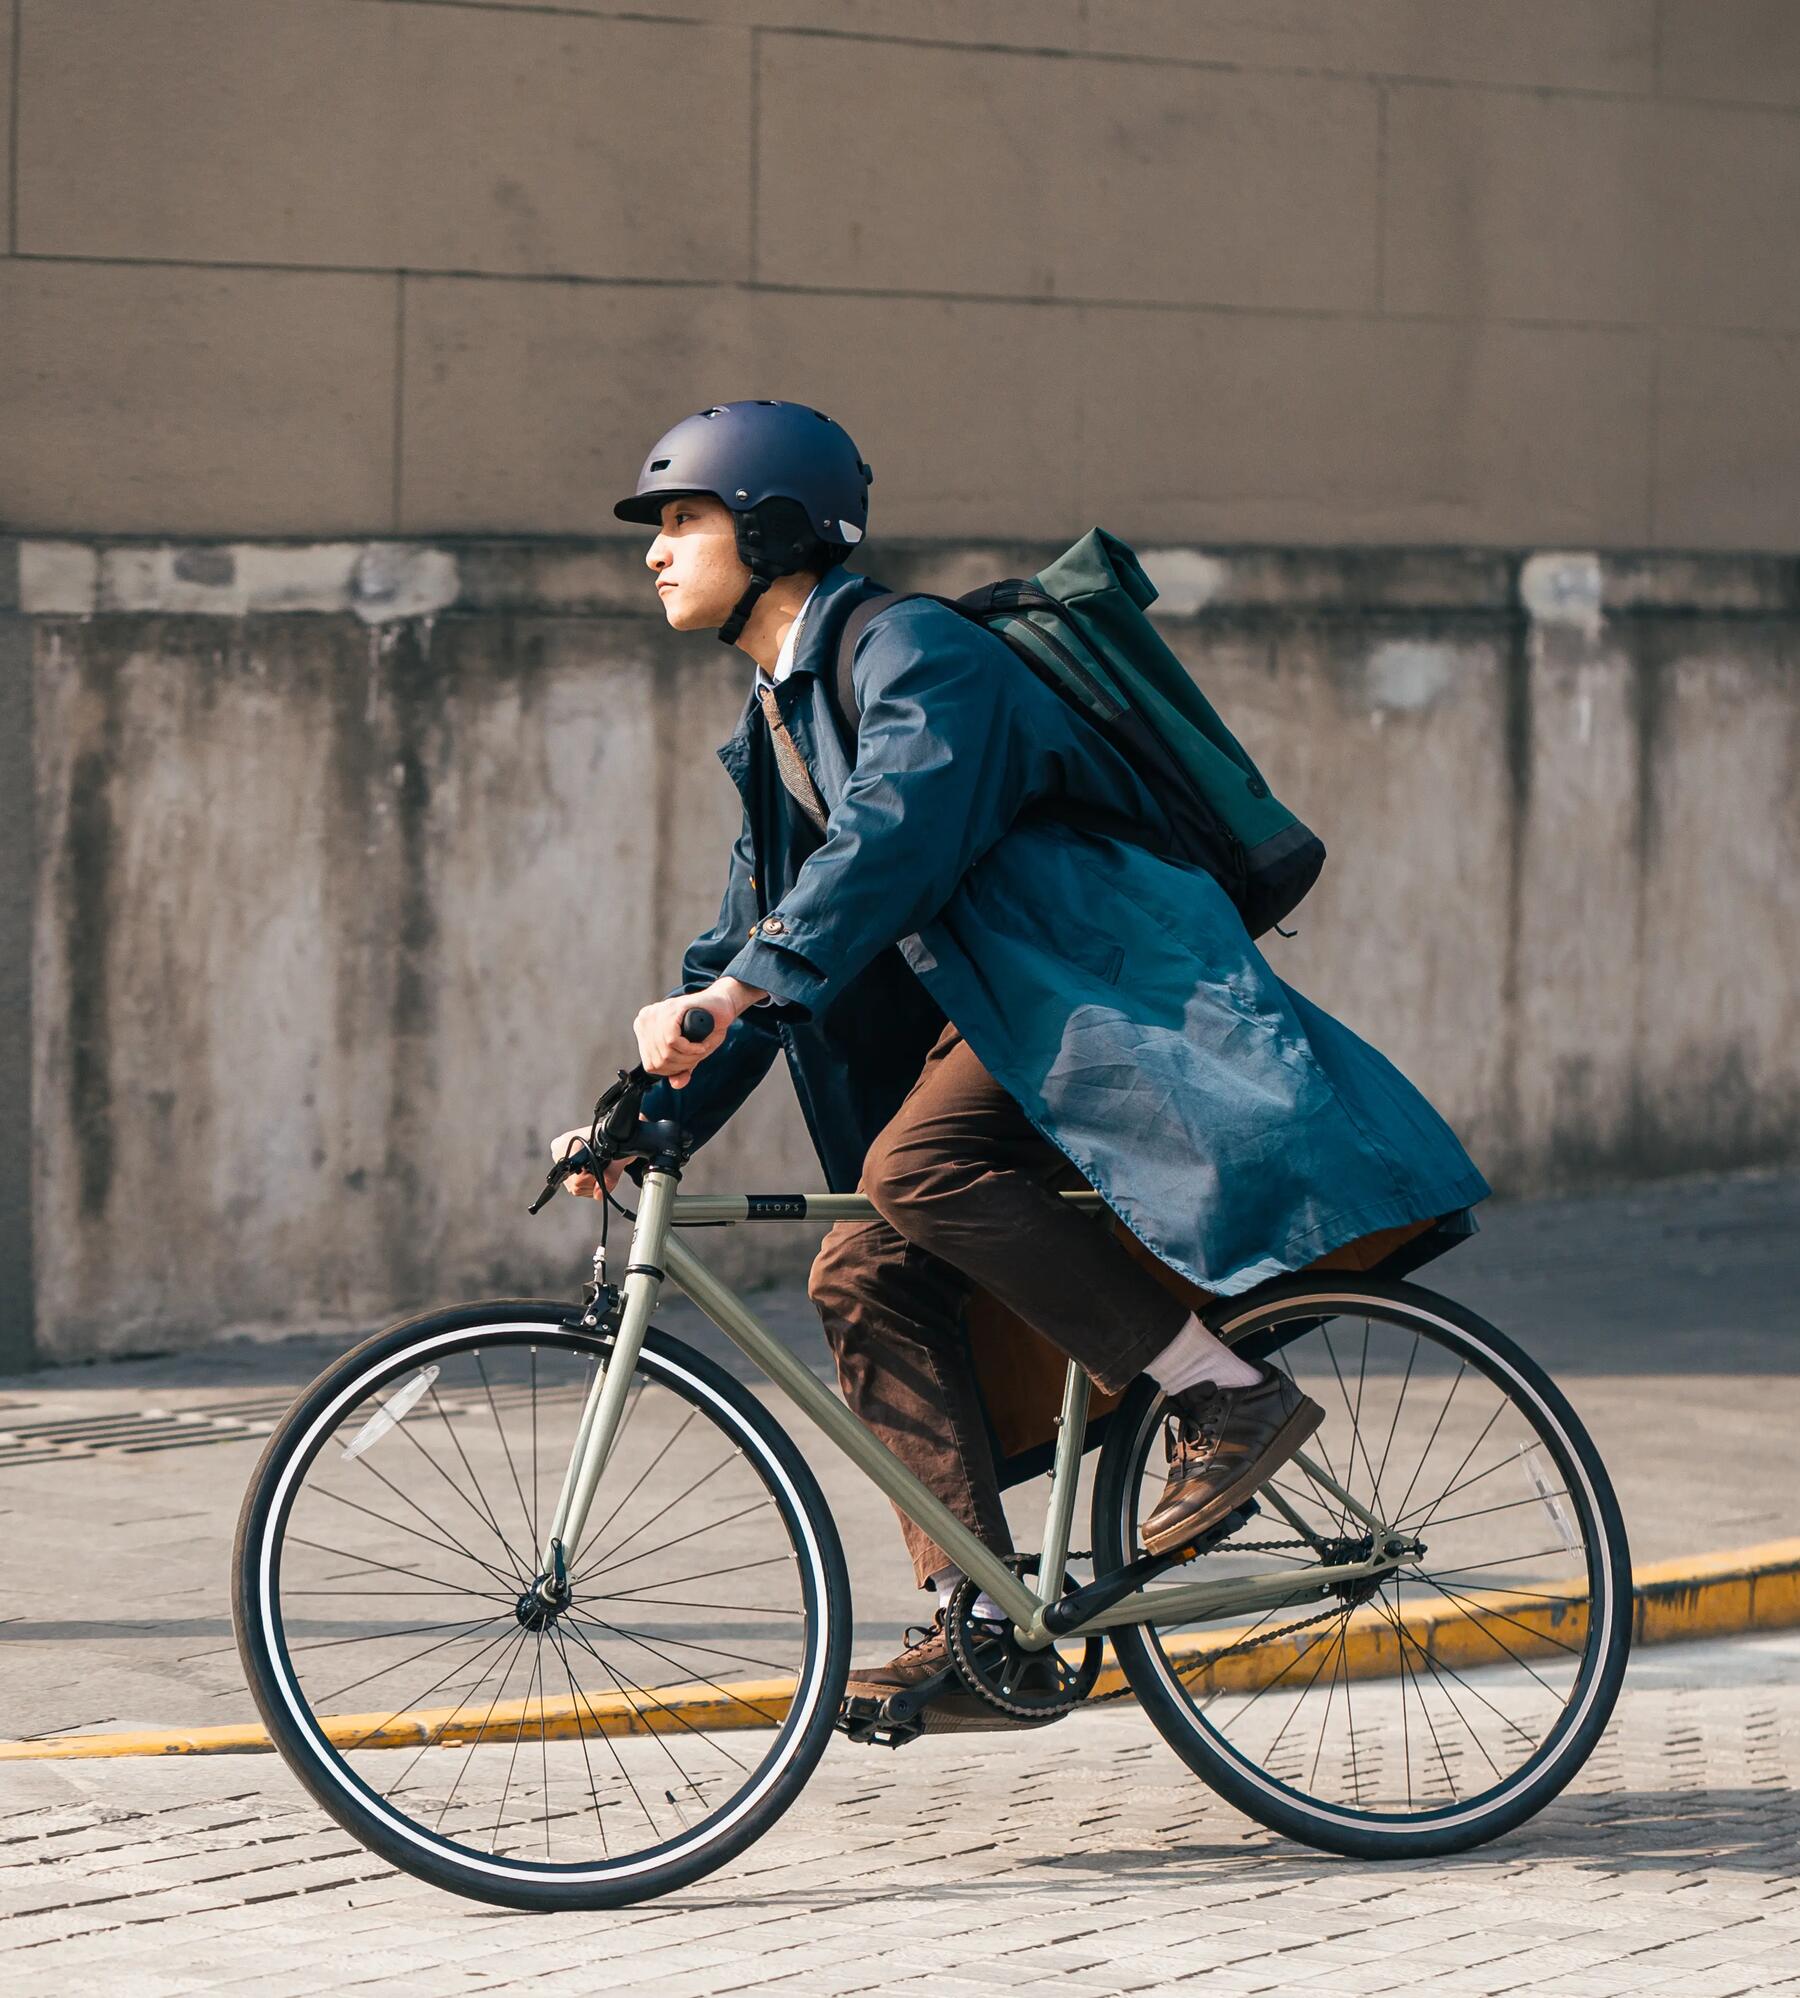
<box><xmin>540</xmin><ymin>1172</ymin><xmax>1408</xmax><ymax>1649</ymax></box>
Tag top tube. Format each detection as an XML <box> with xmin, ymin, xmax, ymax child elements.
<box><xmin>664</xmin><ymin>1189</ymin><xmax>1113</xmax><ymax>1225</ymax></box>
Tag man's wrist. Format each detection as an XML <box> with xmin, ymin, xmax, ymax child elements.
<box><xmin>715</xmin><ymin>975</ymin><xmax>770</xmax><ymax>1015</ymax></box>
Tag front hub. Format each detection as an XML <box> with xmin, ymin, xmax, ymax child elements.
<box><xmin>515</xmin><ymin>1537</ymin><xmax>571</xmax><ymax>1631</ymax></box>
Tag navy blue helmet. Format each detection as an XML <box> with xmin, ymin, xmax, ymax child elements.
<box><xmin>616</xmin><ymin>399</ymin><xmax>874</xmax><ymax>642</ymax></box>
<box><xmin>615</xmin><ymin>398</ymin><xmax>871</xmax><ymax>548</ymax></box>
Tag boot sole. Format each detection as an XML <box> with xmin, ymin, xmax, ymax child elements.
<box><xmin>1140</xmin><ymin>1396</ymin><xmax>1326</xmax><ymax>1558</ymax></box>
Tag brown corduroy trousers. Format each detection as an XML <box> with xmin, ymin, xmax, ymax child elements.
<box><xmin>807</xmin><ymin>1019</ymin><xmax>1192</xmax><ymax>1590</ymax></box>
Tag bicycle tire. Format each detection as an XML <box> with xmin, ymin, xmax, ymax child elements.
<box><xmin>232</xmin><ymin>1301</ymin><xmax>851</xmax><ymax>1909</ymax></box>
<box><xmin>1092</xmin><ymin>1275</ymin><xmax>1631</xmax><ymax>1860</ymax></box>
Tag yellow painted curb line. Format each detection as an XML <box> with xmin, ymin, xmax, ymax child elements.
<box><xmin>7</xmin><ymin>1537</ymin><xmax>1797</xmax><ymax>1763</ymax></box>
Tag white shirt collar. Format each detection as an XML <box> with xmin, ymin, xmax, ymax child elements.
<box><xmin>755</xmin><ymin>579</ymin><xmax>822</xmax><ymax>692</ymax></box>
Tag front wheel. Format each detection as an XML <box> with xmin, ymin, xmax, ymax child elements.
<box><xmin>1092</xmin><ymin>1276</ymin><xmax>1631</xmax><ymax>1859</ymax></box>
<box><xmin>233</xmin><ymin>1303</ymin><xmax>851</xmax><ymax>1909</ymax></box>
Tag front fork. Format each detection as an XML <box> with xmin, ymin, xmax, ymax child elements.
<box><xmin>536</xmin><ymin>1163</ymin><xmax>680</xmax><ymax>1582</ymax></box>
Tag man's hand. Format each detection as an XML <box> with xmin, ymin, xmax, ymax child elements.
<box><xmin>632</xmin><ymin>976</ymin><xmax>768</xmax><ymax>1089</ymax></box>
<box><xmin>551</xmin><ymin>1129</ymin><xmax>628</xmax><ymax>1201</ymax></box>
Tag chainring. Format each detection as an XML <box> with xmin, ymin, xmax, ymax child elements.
<box><xmin>944</xmin><ymin>1561</ymin><xmax>1104</xmax><ymax>1722</ymax></box>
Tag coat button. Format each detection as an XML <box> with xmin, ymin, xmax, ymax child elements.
<box><xmin>761</xmin><ymin>915</ymin><xmax>786</xmax><ymax>935</ymax></box>
<box><xmin>1247</xmin><ymin>776</ymin><xmax>1269</xmax><ymax>799</ymax></box>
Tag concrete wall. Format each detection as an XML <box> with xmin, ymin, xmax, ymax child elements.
<box><xmin>4</xmin><ymin>535</ymin><xmax>1796</xmax><ymax>1366</ymax></box>
<box><xmin>3</xmin><ymin>1</ymin><xmax>1800</xmax><ymax>550</ymax></box>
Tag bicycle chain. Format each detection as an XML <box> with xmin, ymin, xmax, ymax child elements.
<box><xmin>1057</xmin><ymin>1543</ymin><xmax>1352</xmax><ymax>1708</ymax></box>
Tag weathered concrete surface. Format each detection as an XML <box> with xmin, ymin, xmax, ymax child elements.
<box><xmin>5</xmin><ymin>2</ymin><xmax>1800</xmax><ymax>549</ymax></box>
<box><xmin>5</xmin><ymin>538</ymin><xmax>1798</xmax><ymax>1363</ymax></box>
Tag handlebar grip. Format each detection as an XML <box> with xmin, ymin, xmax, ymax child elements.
<box><xmin>680</xmin><ymin>1006</ymin><xmax>715</xmax><ymax>1044</ymax></box>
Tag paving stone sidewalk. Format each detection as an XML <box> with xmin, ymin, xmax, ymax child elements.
<box><xmin>1</xmin><ymin>1170</ymin><xmax>1795</xmax><ymax>1991</ymax></box>
<box><xmin>2</xmin><ymin>1633</ymin><xmax>1796</xmax><ymax>1996</ymax></box>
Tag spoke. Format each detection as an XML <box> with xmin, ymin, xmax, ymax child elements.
<box><xmin>1208</xmin><ymin>1594</ymin><xmax>1341</xmax><ymax>1739</ymax></box>
<box><xmin>309</xmin><ymin>1614</ymin><xmax>506</xmax><ymax>1710</ymax></box>
<box><xmin>1256</xmin><ymin>1616</ymin><xmax>1347</xmax><ymax>1767</ymax></box>
<box><xmin>1378</xmin><ymin>1592</ymin><xmax>1539</xmax><ymax>1763</ymax></box>
<box><xmin>1320</xmin><ymin>1322</ymin><xmax>1384</xmax><ymax>1523</ymax></box>
<box><xmin>578</xmin><ymin>1451</ymin><xmax>739</xmax><ymax>1582</ymax></box>
<box><xmin>1409</xmin><ymin>1488</ymin><xmax>1575</xmax><ymax>1533</ymax></box>
<box><xmin>1419</xmin><ymin>1546</ymin><xmax>1578</xmax><ymax>1581</ymax></box>
<box><xmin>284</xmin><ymin>1533</ymin><xmax>505</xmax><ymax>1600</ymax></box>
<box><xmin>1306</xmin><ymin>1618</ymin><xmax>1348</xmax><ymax>1795</ymax></box>
<box><xmin>319</xmin><ymin>1476</ymin><xmax>516</xmax><ymax>1592</ymax></box>
<box><xmin>356</xmin><ymin>1451</ymin><xmax>525</xmax><ymax>1589</ymax></box>
<box><xmin>573</xmin><ymin>1615</ymin><xmax>794</xmax><ymax>1678</ymax></box>
<box><xmin>576</xmin><ymin>1498</ymin><xmax>778</xmax><ymax>1588</ymax></box>
<box><xmin>385</xmin><ymin>1393</ymin><xmax>531</xmax><ymax>1578</ymax></box>
<box><xmin>283</xmin><ymin>1586</ymin><xmax>517</xmax><ymax>1602</ymax></box>
<box><xmin>577</xmin><ymin>1386</ymin><xmax>671</xmax><ymax>1555</ymax></box>
<box><xmin>488</xmin><ymin>1638</ymin><xmax>542</xmax><ymax>1855</ymax></box>
<box><xmin>372</xmin><ymin>1623</ymin><xmax>530</xmax><ymax>1776</ymax></box>
<box><xmin>580</xmin><ymin>1634</ymin><xmax>719</xmax><ymax>1818</ymax></box>
<box><xmin>1420</xmin><ymin>1576</ymin><xmax>1584</xmax><ymax>1673</ymax></box>
<box><xmin>433</xmin><ymin>1626</ymin><xmax>533</xmax><ymax>1833</ymax></box>
<box><xmin>1404</xmin><ymin>1396</ymin><xmax>1510</xmax><ymax>1537</ymax></box>
<box><xmin>548</xmin><ymin>1625</ymin><xmax>608</xmax><ymax>1858</ymax></box>
<box><xmin>560</xmin><ymin>1619</ymin><xmax>750</xmax><ymax>1775</ymax></box>
<box><xmin>537</xmin><ymin>1630</ymin><xmax>551</xmax><ymax>1859</ymax></box>
<box><xmin>427</xmin><ymin>1381</ymin><xmax>532</xmax><ymax>1577</ymax></box>
<box><xmin>530</xmin><ymin>1348</ymin><xmax>541</xmax><ymax>1556</ymax></box>
<box><xmin>1392</xmin><ymin>1362</ymin><xmax>1466</xmax><ymax>1525</ymax></box>
<box><xmin>1371</xmin><ymin>1331</ymin><xmax>1421</xmax><ymax>1504</ymax></box>
<box><xmin>1391</xmin><ymin>1577</ymin><xmax>1413</xmax><ymax>1811</ymax></box>
<box><xmin>551</xmin><ymin>1626</ymin><xmax>662</xmax><ymax>1839</ymax></box>
<box><xmin>580</xmin><ymin>1596</ymin><xmax>800</xmax><ymax>1617</ymax></box>
<box><xmin>564</xmin><ymin>1612</ymin><xmax>790</xmax><ymax>1729</ymax></box>
<box><xmin>1386</xmin><ymin>1598</ymin><xmax>1462</xmax><ymax>1799</ymax></box>
<box><xmin>1397</xmin><ymin>1446</ymin><xmax>1532</xmax><ymax>1523</ymax></box>
<box><xmin>476</xmin><ymin>1351</ymin><xmax>537</xmax><ymax>1550</ymax></box>
<box><xmin>1342</xmin><ymin>1619</ymin><xmax>1363</xmax><ymax>1807</ymax></box>
<box><xmin>288</xmin><ymin>1614</ymin><xmax>504</xmax><ymax>1658</ymax></box>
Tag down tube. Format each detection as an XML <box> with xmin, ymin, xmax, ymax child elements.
<box><xmin>658</xmin><ymin>1230</ymin><xmax>1041</xmax><ymax>1633</ymax></box>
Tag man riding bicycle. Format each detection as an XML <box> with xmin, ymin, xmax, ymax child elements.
<box><xmin>557</xmin><ymin>399</ymin><xmax>1489</xmax><ymax>1734</ymax></box>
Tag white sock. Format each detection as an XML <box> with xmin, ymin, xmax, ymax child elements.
<box><xmin>931</xmin><ymin>1565</ymin><xmax>1006</xmax><ymax>1624</ymax></box>
<box><xmin>1146</xmin><ymin>1311</ymin><xmax>1263</xmax><ymax>1394</ymax></box>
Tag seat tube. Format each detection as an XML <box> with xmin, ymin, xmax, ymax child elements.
<box><xmin>539</xmin><ymin>1164</ymin><xmax>679</xmax><ymax>1570</ymax></box>
<box><xmin>1037</xmin><ymin>1362</ymin><xmax>1091</xmax><ymax>1599</ymax></box>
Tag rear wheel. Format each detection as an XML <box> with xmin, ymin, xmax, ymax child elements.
<box><xmin>233</xmin><ymin>1303</ymin><xmax>850</xmax><ymax>1909</ymax></box>
<box><xmin>1092</xmin><ymin>1276</ymin><xmax>1631</xmax><ymax>1858</ymax></box>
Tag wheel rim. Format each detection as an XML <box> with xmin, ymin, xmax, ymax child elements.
<box><xmin>1110</xmin><ymin>1291</ymin><xmax>1624</xmax><ymax>1834</ymax></box>
<box><xmin>248</xmin><ymin>1324</ymin><xmax>835</xmax><ymax>1884</ymax></box>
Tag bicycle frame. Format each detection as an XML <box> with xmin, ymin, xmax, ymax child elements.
<box><xmin>539</xmin><ymin>1171</ymin><xmax>1407</xmax><ymax>1648</ymax></box>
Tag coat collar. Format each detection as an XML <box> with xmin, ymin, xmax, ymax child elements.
<box><xmin>716</xmin><ymin>565</ymin><xmax>888</xmax><ymax>792</ymax></box>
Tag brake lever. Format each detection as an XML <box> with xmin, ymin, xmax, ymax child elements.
<box><xmin>528</xmin><ymin>1006</ymin><xmax>714</xmax><ymax>1215</ymax></box>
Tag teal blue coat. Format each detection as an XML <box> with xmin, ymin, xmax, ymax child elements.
<box><xmin>642</xmin><ymin>563</ymin><xmax>1489</xmax><ymax>1298</ymax></box>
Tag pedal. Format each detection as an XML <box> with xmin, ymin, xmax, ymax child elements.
<box><xmin>1173</xmin><ymin>1496</ymin><xmax>1261</xmax><ymax>1562</ymax></box>
<box><xmin>835</xmin><ymin>1661</ymin><xmax>965</xmax><ymax>1749</ymax></box>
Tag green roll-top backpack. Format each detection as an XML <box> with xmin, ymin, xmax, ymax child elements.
<box><xmin>831</xmin><ymin>526</ymin><xmax>1325</xmax><ymax>940</ymax></box>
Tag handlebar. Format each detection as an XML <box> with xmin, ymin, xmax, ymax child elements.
<box><xmin>527</xmin><ymin>1006</ymin><xmax>717</xmax><ymax>1213</ymax></box>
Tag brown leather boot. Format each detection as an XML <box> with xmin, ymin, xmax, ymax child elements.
<box><xmin>843</xmin><ymin>1612</ymin><xmax>1055</xmax><ymax>1732</ymax></box>
<box><xmin>1140</xmin><ymin>1364</ymin><xmax>1326</xmax><ymax>1557</ymax></box>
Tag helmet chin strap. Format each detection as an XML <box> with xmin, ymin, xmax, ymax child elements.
<box><xmin>718</xmin><ymin>505</ymin><xmax>787</xmax><ymax>648</ymax></box>
<box><xmin>718</xmin><ymin>571</ymin><xmax>773</xmax><ymax>648</ymax></box>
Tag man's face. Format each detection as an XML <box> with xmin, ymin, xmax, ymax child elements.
<box><xmin>645</xmin><ymin>493</ymin><xmax>750</xmax><ymax>630</ymax></box>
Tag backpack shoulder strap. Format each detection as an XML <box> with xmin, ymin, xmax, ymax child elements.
<box><xmin>830</xmin><ymin>588</ymin><xmax>1004</xmax><ymax>745</ymax></box>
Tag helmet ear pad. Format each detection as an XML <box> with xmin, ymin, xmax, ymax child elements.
<box><xmin>732</xmin><ymin>495</ymin><xmax>844</xmax><ymax>583</ymax></box>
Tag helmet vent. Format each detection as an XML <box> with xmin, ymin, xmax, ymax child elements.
<box><xmin>649</xmin><ymin>458</ymin><xmax>671</xmax><ymax>471</ymax></box>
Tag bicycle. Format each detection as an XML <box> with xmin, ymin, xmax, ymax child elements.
<box><xmin>233</xmin><ymin>1009</ymin><xmax>1632</xmax><ymax>1910</ymax></box>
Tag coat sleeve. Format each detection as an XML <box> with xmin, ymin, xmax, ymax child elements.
<box><xmin>639</xmin><ymin>811</ymin><xmax>782</xmax><ymax>1147</ymax></box>
<box><xmin>720</xmin><ymin>603</ymin><xmax>1045</xmax><ymax>1023</ymax></box>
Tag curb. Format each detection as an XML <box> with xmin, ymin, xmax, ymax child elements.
<box><xmin>7</xmin><ymin>1537</ymin><xmax>1797</xmax><ymax>1763</ymax></box>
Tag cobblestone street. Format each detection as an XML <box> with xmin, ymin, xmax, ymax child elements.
<box><xmin>3</xmin><ymin>1633</ymin><xmax>1797</xmax><ymax>1996</ymax></box>
<box><xmin>2</xmin><ymin>1173</ymin><xmax>1796</xmax><ymax>1993</ymax></box>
